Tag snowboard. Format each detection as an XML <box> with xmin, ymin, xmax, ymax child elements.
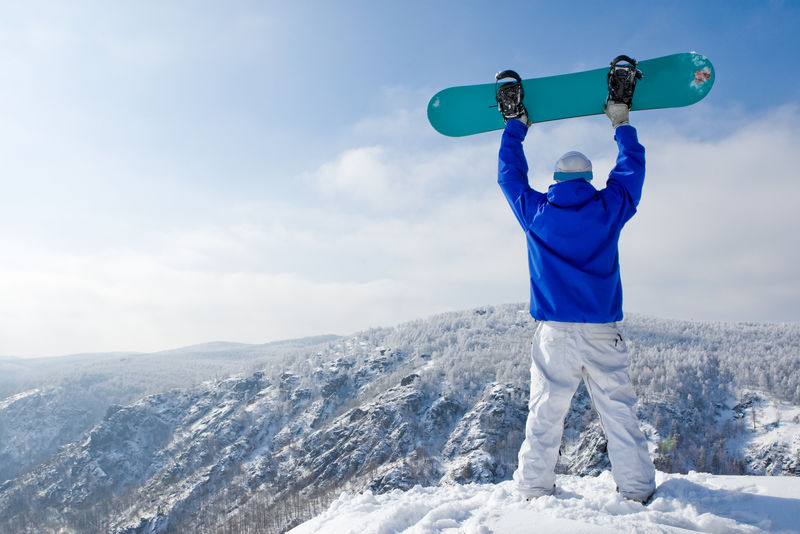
<box><xmin>427</xmin><ymin>52</ymin><xmax>714</xmax><ymax>137</ymax></box>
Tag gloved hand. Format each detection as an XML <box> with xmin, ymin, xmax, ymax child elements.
<box><xmin>605</xmin><ymin>101</ymin><xmax>629</xmax><ymax>128</ymax></box>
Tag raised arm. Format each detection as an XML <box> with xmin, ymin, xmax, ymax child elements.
<box><xmin>604</xmin><ymin>124</ymin><xmax>645</xmax><ymax>211</ymax></box>
<box><xmin>497</xmin><ymin>120</ymin><xmax>545</xmax><ymax>229</ymax></box>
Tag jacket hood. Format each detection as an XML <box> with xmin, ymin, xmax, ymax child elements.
<box><xmin>546</xmin><ymin>179</ymin><xmax>598</xmax><ymax>208</ymax></box>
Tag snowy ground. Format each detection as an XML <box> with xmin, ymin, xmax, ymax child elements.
<box><xmin>289</xmin><ymin>471</ymin><xmax>800</xmax><ymax>534</ymax></box>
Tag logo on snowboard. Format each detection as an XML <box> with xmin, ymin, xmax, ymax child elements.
<box><xmin>692</xmin><ymin>68</ymin><xmax>712</xmax><ymax>88</ymax></box>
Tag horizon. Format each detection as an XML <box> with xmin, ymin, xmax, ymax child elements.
<box><xmin>5</xmin><ymin>304</ymin><xmax>799</xmax><ymax>360</ymax></box>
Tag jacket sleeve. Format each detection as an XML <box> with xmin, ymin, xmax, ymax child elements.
<box><xmin>604</xmin><ymin>124</ymin><xmax>645</xmax><ymax>212</ymax></box>
<box><xmin>497</xmin><ymin>120</ymin><xmax>545</xmax><ymax>229</ymax></box>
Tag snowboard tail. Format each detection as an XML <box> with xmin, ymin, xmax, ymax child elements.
<box><xmin>428</xmin><ymin>52</ymin><xmax>714</xmax><ymax>137</ymax></box>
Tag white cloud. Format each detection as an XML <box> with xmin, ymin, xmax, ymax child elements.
<box><xmin>312</xmin><ymin>137</ymin><xmax>498</xmax><ymax>213</ymax></box>
<box><xmin>621</xmin><ymin>105</ymin><xmax>800</xmax><ymax>321</ymax></box>
<box><xmin>316</xmin><ymin>146</ymin><xmax>397</xmax><ymax>204</ymax></box>
<box><xmin>0</xmin><ymin>243</ymin><xmax>426</xmax><ymax>356</ymax></box>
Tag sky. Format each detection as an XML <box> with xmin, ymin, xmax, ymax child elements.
<box><xmin>1</xmin><ymin>1</ymin><xmax>799</xmax><ymax>357</ymax></box>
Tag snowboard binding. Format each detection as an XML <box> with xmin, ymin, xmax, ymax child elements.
<box><xmin>495</xmin><ymin>70</ymin><xmax>527</xmax><ymax>122</ymax></box>
<box><xmin>607</xmin><ymin>55</ymin><xmax>643</xmax><ymax>108</ymax></box>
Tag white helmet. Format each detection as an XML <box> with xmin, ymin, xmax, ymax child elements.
<box><xmin>554</xmin><ymin>151</ymin><xmax>592</xmax><ymax>182</ymax></box>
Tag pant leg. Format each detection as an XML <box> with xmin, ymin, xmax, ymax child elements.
<box><xmin>513</xmin><ymin>322</ymin><xmax>583</xmax><ymax>497</ymax></box>
<box><xmin>578</xmin><ymin>323</ymin><xmax>656</xmax><ymax>501</ymax></box>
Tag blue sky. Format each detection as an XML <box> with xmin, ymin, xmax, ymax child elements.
<box><xmin>1</xmin><ymin>1</ymin><xmax>799</xmax><ymax>356</ymax></box>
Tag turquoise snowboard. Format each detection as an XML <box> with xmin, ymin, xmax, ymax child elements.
<box><xmin>428</xmin><ymin>52</ymin><xmax>714</xmax><ymax>137</ymax></box>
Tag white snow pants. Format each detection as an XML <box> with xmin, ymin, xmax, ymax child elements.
<box><xmin>513</xmin><ymin>321</ymin><xmax>655</xmax><ymax>501</ymax></box>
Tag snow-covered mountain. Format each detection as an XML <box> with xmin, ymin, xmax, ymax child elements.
<box><xmin>0</xmin><ymin>304</ymin><xmax>798</xmax><ymax>533</ymax></box>
<box><xmin>0</xmin><ymin>336</ymin><xmax>339</xmax><ymax>484</ymax></box>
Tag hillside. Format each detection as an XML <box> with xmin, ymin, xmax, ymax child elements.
<box><xmin>0</xmin><ymin>336</ymin><xmax>339</xmax><ymax>484</ymax></box>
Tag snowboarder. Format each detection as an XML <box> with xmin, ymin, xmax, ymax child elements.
<box><xmin>496</xmin><ymin>83</ymin><xmax>656</xmax><ymax>503</ymax></box>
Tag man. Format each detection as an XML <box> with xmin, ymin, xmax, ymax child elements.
<box><xmin>497</xmin><ymin>100</ymin><xmax>656</xmax><ymax>503</ymax></box>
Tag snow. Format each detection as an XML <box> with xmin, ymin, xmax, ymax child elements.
<box><xmin>724</xmin><ymin>391</ymin><xmax>800</xmax><ymax>475</ymax></box>
<box><xmin>0</xmin><ymin>387</ymin><xmax>39</xmax><ymax>410</ymax></box>
<box><xmin>289</xmin><ymin>471</ymin><xmax>800</xmax><ymax>534</ymax></box>
<box><xmin>748</xmin><ymin>396</ymin><xmax>800</xmax><ymax>449</ymax></box>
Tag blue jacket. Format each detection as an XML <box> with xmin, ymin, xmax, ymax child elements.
<box><xmin>498</xmin><ymin>120</ymin><xmax>645</xmax><ymax>323</ymax></box>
